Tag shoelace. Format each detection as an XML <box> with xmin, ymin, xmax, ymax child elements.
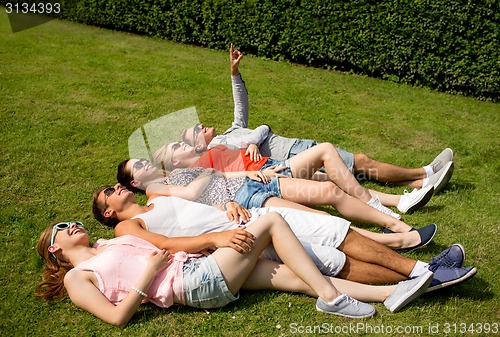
<box><xmin>429</xmin><ymin>248</ymin><xmax>460</xmax><ymax>269</ymax></box>
<box><xmin>343</xmin><ymin>295</ymin><xmax>360</xmax><ymax>307</ymax></box>
<box><xmin>373</xmin><ymin>198</ymin><xmax>396</xmax><ymax>216</ymax></box>
<box><xmin>428</xmin><ymin>262</ymin><xmax>457</xmax><ymax>273</ymax></box>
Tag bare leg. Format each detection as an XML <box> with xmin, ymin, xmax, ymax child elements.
<box><xmin>242</xmin><ymin>259</ymin><xmax>395</xmax><ymax>303</ymax></box>
<box><xmin>288</xmin><ymin>142</ymin><xmax>373</xmax><ymax>202</ymax></box>
<box><xmin>353</xmin><ymin>153</ymin><xmax>425</xmax><ymax>188</ymax></box>
<box><xmin>265</xmin><ymin>197</ymin><xmax>421</xmax><ymax>248</ymax></box>
<box><xmin>338</xmin><ymin>256</ymin><xmax>407</xmax><ymax>284</ymax></box>
<box><xmin>338</xmin><ymin>229</ymin><xmax>416</xmax><ymax>277</ymax></box>
<box><xmin>392</xmin><ymin>180</ymin><xmax>423</xmax><ymax>189</ymax></box>
<box><xmin>350</xmin><ymin>227</ymin><xmax>421</xmax><ymax>249</ymax></box>
<box><xmin>278</xmin><ymin>178</ymin><xmax>412</xmax><ymax>232</ymax></box>
<box><xmin>262</xmin><ymin>196</ymin><xmax>329</xmax><ymax>215</ymax></box>
<box><xmin>212</xmin><ymin>212</ymin><xmax>342</xmax><ymax>301</ymax></box>
<box><xmin>369</xmin><ymin>189</ymin><xmax>401</xmax><ymax>207</ymax></box>
<box><xmin>264</xmin><ymin>197</ymin><xmax>421</xmax><ymax>248</ymax></box>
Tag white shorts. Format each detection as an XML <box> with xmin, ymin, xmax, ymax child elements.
<box><xmin>249</xmin><ymin>207</ymin><xmax>350</xmax><ymax>276</ymax></box>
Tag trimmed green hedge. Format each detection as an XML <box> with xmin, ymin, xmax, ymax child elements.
<box><xmin>4</xmin><ymin>0</ymin><xmax>499</xmax><ymax>100</ymax></box>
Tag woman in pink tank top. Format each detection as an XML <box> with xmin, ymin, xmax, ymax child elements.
<box><xmin>36</xmin><ymin>217</ymin><xmax>432</xmax><ymax>326</ymax></box>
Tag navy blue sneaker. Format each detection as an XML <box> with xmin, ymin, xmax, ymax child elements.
<box><xmin>428</xmin><ymin>244</ymin><xmax>465</xmax><ymax>269</ymax></box>
<box><xmin>397</xmin><ymin>224</ymin><xmax>437</xmax><ymax>253</ymax></box>
<box><xmin>426</xmin><ymin>265</ymin><xmax>477</xmax><ymax>293</ymax></box>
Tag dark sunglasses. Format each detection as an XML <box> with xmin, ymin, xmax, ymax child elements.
<box><xmin>192</xmin><ymin>124</ymin><xmax>202</xmax><ymax>144</ymax></box>
<box><xmin>102</xmin><ymin>187</ymin><xmax>115</xmax><ymax>214</ymax></box>
<box><xmin>171</xmin><ymin>142</ymin><xmax>182</xmax><ymax>151</ymax></box>
<box><xmin>132</xmin><ymin>158</ymin><xmax>148</xmax><ymax>172</ymax></box>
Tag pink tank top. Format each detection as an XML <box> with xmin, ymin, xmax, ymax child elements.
<box><xmin>74</xmin><ymin>235</ymin><xmax>189</xmax><ymax>308</ymax></box>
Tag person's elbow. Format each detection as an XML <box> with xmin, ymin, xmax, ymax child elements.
<box><xmin>156</xmin><ymin>238</ymin><xmax>180</xmax><ymax>253</ymax></box>
<box><xmin>110</xmin><ymin>315</ymin><xmax>131</xmax><ymax>327</ymax></box>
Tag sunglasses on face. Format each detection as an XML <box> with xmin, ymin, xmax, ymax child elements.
<box><xmin>170</xmin><ymin>142</ymin><xmax>182</xmax><ymax>162</ymax></box>
<box><xmin>50</xmin><ymin>222</ymin><xmax>84</xmax><ymax>259</ymax></box>
<box><xmin>192</xmin><ymin>124</ymin><xmax>202</xmax><ymax>145</ymax></box>
<box><xmin>132</xmin><ymin>158</ymin><xmax>149</xmax><ymax>172</ymax></box>
<box><xmin>102</xmin><ymin>187</ymin><xmax>115</xmax><ymax>212</ymax></box>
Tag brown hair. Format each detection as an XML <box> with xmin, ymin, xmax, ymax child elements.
<box><xmin>35</xmin><ymin>223</ymin><xmax>74</xmax><ymax>302</ymax></box>
<box><xmin>92</xmin><ymin>185</ymin><xmax>119</xmax><ymax>228</ymax></box>
<box><xmin>116</xmin><ymin>159</ymin><xmax>141</xmax><ymax>193</ymax></box>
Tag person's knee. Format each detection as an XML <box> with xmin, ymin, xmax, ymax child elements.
<box><xmin>353</xmin><ymin>153</ymin><xmax>372</xmax><ymax>168</ymax></box>
<box><xmin>266</xmin><ymin>211</ymin><xmax>289</xmax><ymax>230</ymax></box>
<box><xmin>318</xmin><ymin>142</ymin><xmax>339</xmax><ymax>156</ymax></box>
<box><xmin>321</xmin><ymin>181</ymin><xmax>345</xmax><ymax>200</ymax></box>
<box><xmin>353</xmin><ymin>153</ymin><xmax>375</xmax><ymax>178</ymax></box>
<box><xmin>337</xmin><ymin>257</ymin><xmax>352</xmax><ymax>279</ymax></box>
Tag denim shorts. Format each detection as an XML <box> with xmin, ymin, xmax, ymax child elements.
<box><xmin>260</xmin><ymin>158</ymin><xmax>293</xmax><ymax>177</ymax></box>
<box><xmin>234</xmin><ymin>176</ymin><xmax>282</xmax><ymax>209</ymax></box>
<box><xmin>183</xmin><ymin>255</ymin><xmax>239</xmax><ymax>309</ymax></box>
<box><xmin>289</xmin><ymin>139</ymin><xmax>355</xmax><ymax>173</ymax></box>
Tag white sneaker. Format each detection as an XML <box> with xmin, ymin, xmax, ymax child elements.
<box><xmin>397</xmin><ymin>185</ymin><xmax>434</xmax><ymax>213</ymax></box>
<box><xmin>429</xmin><ymin>148</ymin><xmax>453</xmax><ymax>174</ymax></box>
<box><xmin>369</xmin><ymin>196</ymin><xmax>401</xmax><ymax>219</ymax></box>
<box><xmin>426</xmin><ymin>161</ymin><xmax>454</xmax><ymax>194</ymax></box>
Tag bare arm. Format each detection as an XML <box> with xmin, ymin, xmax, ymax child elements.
<box><xmin>145</xmin><ymin>171</ymin><xmax>213</xmax><ymax>201</ymax></box>
<box><xmin>114</xmin><ymin>219</ymin><xmax>254</xmax><ymax>254</ymax></box>
<box><xmin>219</xmin><ymin>167</ymin><xmax>288</xmax><ymax>184</ymax></box>
<box><xmin>64</xmin><ymin>250</ymin><xmax>171</xmax><ymax>327</ymax></box>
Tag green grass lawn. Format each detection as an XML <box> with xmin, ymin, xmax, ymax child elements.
<box><xmin>1</xmin><ymin>11</ymin><xmax>499</xmax><ymax>337</ymax></box>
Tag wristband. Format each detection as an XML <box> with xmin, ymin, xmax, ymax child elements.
<box><xmin>131</xmin><ymin>286</ymin><xmax>147</xmax><ymax>297</ymax></box>
<box><xmin>223</xmin><ymin>202</ymin><xmax>230</xmax><ymax>211</ymax></box>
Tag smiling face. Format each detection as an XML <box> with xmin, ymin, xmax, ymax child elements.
<box><xmin>97</xmin><ymin>183</ymin><xmax>136</xmax><ymax>220</ymax></box>
<box><xmin>126</xmin><ymin>158</ymin><xmax>163</xmax><ymax>188</ymax></box>
<box><xmin>168</xmin><ymin>141</ymin><xmax>200</xmax><ymax>169</ymax></box>
<box><xmin>182</xmin><ymin>123</ymin><xmax>216</xmax><ymax>147</ymax></box>
<box><xmin>48</xmin><ymin>222</ymin><xmax>90</xmax><ymax>258</ymax></box>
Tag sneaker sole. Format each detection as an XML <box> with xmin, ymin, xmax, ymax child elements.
<box><xmin>433</xmin><ymin>162</ymin><xmax>454</xmax><ymax>194</ymax></box>
<box><xmin>387</xmin><ymin>271</ymin><xmax>434</xmax><ymax>312</ymax></box>
<box><xmin>402</xmin><ymin>186</ymin><xmax>434</xmax><ymax>214</ymax></box>
<box><xmin>316</xmin><ymin>305</ymin><xmax>376</xmax><ymax>319</ymax></box>
<box><xmin>426</xmin><ymin>267</ymin><xmax>477</xmax><ymax>293</ymax></box>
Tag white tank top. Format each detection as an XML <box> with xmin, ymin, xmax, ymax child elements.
<box><xmin>131</xmin><ymin>196</ymin><xmax>239</xmax><ymax>237</ymax></box>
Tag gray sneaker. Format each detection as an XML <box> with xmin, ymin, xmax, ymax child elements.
<box><xmin>429</xmin><ymin>148</ymin><xmax>454</xmax><ymax>173</ymax></box>
<box><xmin>426</xmin><ymin>161</ymin><xmax>454</xmax><ymax>194</ymax></box>
<box><xmin>384</xmin><ymin>271</ymin><xmax>433</xmax><ymax>312</ymax></box>
<box><xmin>316</xmin><ymin>294</ymin><xmax>376</xmax><ymax>318</ymax></box>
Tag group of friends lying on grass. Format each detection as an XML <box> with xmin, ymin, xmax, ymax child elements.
<box><xmin>36</xmin><ymin>46</ymin><xmax>475</xmax><ymax>326</ymax></box>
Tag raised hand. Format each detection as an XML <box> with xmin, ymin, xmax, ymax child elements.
<box><xmin>230</xmin><ymin>43</ymin><xmax>244</xmax><ymax>76</ymax></box>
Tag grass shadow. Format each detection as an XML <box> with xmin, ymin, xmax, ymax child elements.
<box><xmin>421</xmin><ymin>276</ymin><xmax>493</xmax><ymax>301</ymax></box>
